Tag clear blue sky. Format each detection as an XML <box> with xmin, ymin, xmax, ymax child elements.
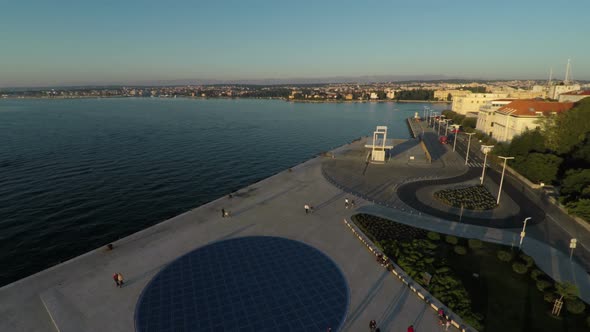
<box><xmin>1</xmin><ymin>0</ymin><xmax>588</xmax><ymax>87</ymax></box>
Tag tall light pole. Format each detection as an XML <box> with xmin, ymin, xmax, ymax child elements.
<box><xmin>570</xmin><ymin>238</ymin><xmax>577</xmax><ymax>260</ymax></box>
<box><xmin>444</xmin><ymin>120</ymin><xmax>450</xmax><ymax>136</ymax></box>
<box><xmin>452</xmin><ymin>125</ymin><xmax>461</xmax><ymax>151</ymax></box>
<box><xmin>497</xmin><ymin>156</ymin><xmax>515</xmax><ymax>205</ymax></box>
<box><xmin>464</xmin><ymin>132</ymin><xmax>476</xmax><ymax>165</ymax></box>
<box><xmin>519</xmin><ymin>217</ymin><xmax>531</xmax><ymax>249</ymax></box>
<box><xmin>480</xmin><ymin>145</ymin><xmax>494</xmax><ymax>185</ymax></box>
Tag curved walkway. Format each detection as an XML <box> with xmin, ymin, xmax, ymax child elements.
<box><xmin>397</xmin><ymin>168</ymin><xmax>545</xmax><ymax>228</ymax></box>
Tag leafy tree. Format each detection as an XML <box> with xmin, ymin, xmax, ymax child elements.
<box><xmin>454</xmin><ymin>245</ymin><xmax>467</xmax><ymax>255</ymax></box>
<box><xmin>497</xmin><ymin>250</ymin><xmax>513</xmax><ymax>262</ymax></box>
<box><xmin>445</xmin><ymin>235</ymin><xmax>458</xmax><ymax>245</ymax></box>
<box><xmin>447</xmin><ymin>93</ymin><xmax>452</xmax><ymax>101</ymax></box>
<box><xmin>514</xmin><ymin>153</ymin><xmax>563</xmax><ymax>184</ymax></box>
<box><xmin>552</xmin><ymin>99</ymin><xmax>590</xmax><ymax>154</ymax></box>
<box><xmin>427</xmin><ymin>232</ymin><xmax>441</xmax><ymax>241</ymax></box>
<box><xmin>508</xmin><ymin>130</ymin><xmax>546</xmax><ymax>157</ymax></box>
<box><xmin>536</xmin><ymin>280</ymin><xmax>552</xmax><ymax>292</ymax></box>
<box><xmin>566</xmin><ymin>199</ymin><xmax>590</xmax><ymax>220</ymax></box>
<box><xmin>560</xmin><ymin>169</ymin><xmax>590</xmax><ymax>202</ymax></box>
<box><xmin>554</xmin><ymin>281</ymin><xmax>580</xmax><ymax>301</ymax></box>
<box><xmin>512</xmin><ymin>262</ymin><xmax>528</xmax><ymax>274</ymax></box>
<box><xmin>566</xmin><ymin>299</ymin><xmax>586</xmax><ymax>314</ymax></box>
<box><xmin>461</xmin><ymin>117</ymin><xmax>477</xmax><ymax>129</ymax></box>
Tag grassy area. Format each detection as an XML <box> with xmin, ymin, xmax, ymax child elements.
<box><xmin>352</xmin><ymin>214</ymin><xmax>590</xmax><ymax>331</ymax></box>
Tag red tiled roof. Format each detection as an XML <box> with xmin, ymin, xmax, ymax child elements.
<box><xmin>497</xmin><ymin>100</ymin><xmax>574</xmax><ymax>116</ymax></box>
<box><xmin>561</xmin><ymin>90</ymin><xmax>590</xmax><ymax>95</ymax></box>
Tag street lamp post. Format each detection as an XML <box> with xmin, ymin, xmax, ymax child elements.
<box><xmin>480</xmin><ymin>145</ymin><xmax>494</xmax><ymax>185</ymax></box>
<box><xmin>464</xmin><ymin>132</ymin><xmax>476</xmax><ymax>165</ymax></box>
<box><xmin>497</xmin><ymin>156</ymin><xmax>515</xmax><ymax>205</ymax></box>
<box><xmin>570</xmin><ymin>238</ymin><xmax>577</xmax><ymax>260</ymax></box>
<box><xmin>519</xmin><ymin>217</ymin><xmax>531</xmax><ymax>249</ymax></box>
<box><xmin>452</xmin><ymin>125</ymin><xmax>460</xmax><ymax>151</ymax></box>
<box><xmin>444</xmin><ymin>120</ymin><xmax>450</xmax><ymax>136</ymax></box>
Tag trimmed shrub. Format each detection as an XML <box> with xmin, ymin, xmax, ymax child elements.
<box><xmin>512</xmin><ymin>262</ymin><xmax>528</xmax><ymax>274</ymax></box>
<box><xmin>544</xmin><ymin>292</ymin><xmax>557</xmax><ymax>303</ymax></box>
<box><xmin>566</xmin><ymin>299</ymin><xmax>586</xmax><ymax>315</ymax></box>
<box><xmin>427</xmin><ymin>232</ymin><xmax>441</xmax><ymax>241</ymax></box>
<box><xmin>468</xmin><ymin>239</ymin><xmax>483</xmax><ymax>249</ymax></box>
<box><xmin>536</xmin><ymin>280</ymin><xmax>552</xmax><ymax>292</ymax></box>
<box><xmin>497</xmin><ymin>250</ymin><xmax>513</xmax><ymax>262</ymax></box>
<box><xmin>531</xmin><ymin>269</ymin><xmax>544</xmax><ymax>281</ymax></box>
<box><xmin>454</xmin><ymin>245</ymin><xmax>467</xmax><ymax>255</ymax></box>
<box><xmin>436</xmin><ymin>266</ymin><xmax>451</xmax><ymax>274</ymax></box>
<box><xmin>519</xmin><ymin>253</ymin><xmax>534</xmax><ymax>268</ymax></box>
<box><xmin>445</xmin><ymin>235</ymin><xmax>459</xmax><ymax>245</ymax></box>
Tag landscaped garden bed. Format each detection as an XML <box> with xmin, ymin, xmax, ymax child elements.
<box><xmin>352</xmin><ymin>213</ymin><xmax>590</xmax><ymax>331</ymax></box>
<box><xmin>434</xmin><ymin>185</ymin><xmax>497</xmax><ymax>210</ymax></box>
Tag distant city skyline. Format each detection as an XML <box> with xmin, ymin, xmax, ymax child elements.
<box><xmin>1</xmin><ymin>0</ymin><xmax>589</xmax><ymax>88</ymax></box>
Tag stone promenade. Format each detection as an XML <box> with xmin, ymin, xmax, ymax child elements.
<box><xmin>0</xmin><ymin>141</ymin><xmax>446</xmax><ymax>332</ymax></box>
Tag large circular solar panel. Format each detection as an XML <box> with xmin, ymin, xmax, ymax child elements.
<box><xmin>135</xmin><ymin>236</ymin><xmax>349</xmax><ymax>332</ymax></box>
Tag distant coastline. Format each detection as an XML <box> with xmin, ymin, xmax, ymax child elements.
<box><xmin>0</xmin><ymin>95</ymin><xmax>451</xmax><ymax>104</ymax></box>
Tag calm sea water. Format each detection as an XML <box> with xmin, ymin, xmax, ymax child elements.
<box><xmin>0</xmin><ymin>98</ymin><xmax>446</xmax><ymax>286</ymax></box>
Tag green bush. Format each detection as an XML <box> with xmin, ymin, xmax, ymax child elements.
<box><xmin>467</xmin><ymin>239</ymin><xmax>483</xmax><ymax>249</ymax></box>
<box><xmin>519</xmin><ymin>253</ymin><xmax>534</xmax><ymax>268</ymax></box>
<box><xmin>512</xmin><ymin>262</ymin><xmax>528</xmax><ymax>274</ymax></box>
<box><xmin>497</xmin><ymin>250</ymin><xmax>513</xmax><ymax>262</ymax></box>
<box><xmin>544</xmin><ymin>292</ymin><xmax>557</xmax><ymax>303</ymax></box>
<box><xmin>445</xmin><ymin>235</ymin><xmax>459</xmax><ymax>245</ymax></box>
<box><xmin>536</xmin><ymin>280</ymin><xmax>552</xmax><ymax>292</ymax></box>
<box><xmin>454</xmin><ymin>245</ymin><xmax>467</xmax><ymax>255</ymax></box>
<box><xmin>531</xmin><ymin>269</ymin><xmax>544</xmax><ymax>281</ymax></box>
<box><xmin>566</xmin><ymin>299</ymin><xmax>586</xmax><ymax>315</ymax></box>
<box><xmin>427</xmin><ymin>231</ymin><xmax>441</xmax><ymax>241</ymax></box>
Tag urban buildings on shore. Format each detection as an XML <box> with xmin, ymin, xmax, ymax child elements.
<box><xmin>476</xmin><ymin>100</ymin><xmax>575</xmax><ymax>142</ymax></box>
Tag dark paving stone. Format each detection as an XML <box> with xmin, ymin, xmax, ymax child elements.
<box><xmin>135</xmin><ymin>236</ymin><xmax>349</xmax><ymax>332</ymax></box>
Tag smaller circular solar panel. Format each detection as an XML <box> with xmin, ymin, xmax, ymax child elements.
<box><xmin>135</xmin><ymin>236</ymin><xmax>349</xmax><ymax>332</ymax></box>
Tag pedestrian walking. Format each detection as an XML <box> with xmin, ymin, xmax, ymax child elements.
<box><xmin>113</xmin><ymin>273</ymin><xmax>120</xmax><ymax>287</ymax></box>
<box><xmin>345</xmin><ymin>198</ymin><xmax>349</xmax><ymax>209</ymax></box>
<box><xmin>351</xmin><ymin>199</ymin><xmax>356</xmax><ymax>208</ymax></box>
<box><xmin>221</xmin><ymin>208</ymin><xmax>226</xmax><ymax>218</ymax></box>
<box><xmin>117</xmin><ymin>273</ymin><xmax>124</xmax><ymax>287</ymax></box>
<box><xmin>369</xmin><ymin>320</ymin><xmax>377</xmax><ymax>331</ymax></box>
<box><xmin>304</xmin><ymin>204</ymin><xmax>310</xmax><ymax>214</ymax></box>
<box><xmin>445</xmin><ymin>318</ymin><xmax>451</xmax><ymax>331</ymax></box>
<box><xmin>407</xmin><ymin>325</ymin><xmax>414</xmax><ymax>332</ymax></box>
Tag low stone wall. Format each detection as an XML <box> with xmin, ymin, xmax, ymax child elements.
<box><xmin>420</xmin><ymin>140</ymin><xmax>432</xmax><ymax>163</ymax></box>
<box><xmin>343</xmin><ymin>218</ymin><xmax>477</xmax><ymax>332</ymax></box>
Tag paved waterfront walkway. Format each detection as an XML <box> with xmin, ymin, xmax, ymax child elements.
<box><xmin>0</xmin><ymin>142</ymin><xmax>446</xmax><ymax>332</ymax></box>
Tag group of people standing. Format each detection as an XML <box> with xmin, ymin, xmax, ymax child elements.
<box><xmin>344</xmin><ymin>197</ymin><xmax>355</xmax><ymax>209</ymax></box>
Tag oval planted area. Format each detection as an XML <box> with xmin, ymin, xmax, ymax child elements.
<box><xmin>135</xmin><ymin>236</ymin><xmax>349</xmax><ymax>332</ymax></box>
